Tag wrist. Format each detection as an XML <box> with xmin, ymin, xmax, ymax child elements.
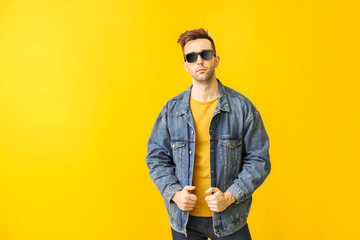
<box><xmin>225</xmin><ymin>191</ymin><xmax>236</xmax><ymax>204</ymax></box>
<box><xmin>171</xmin><ymin>190</ymin><xmax>181</xmax><ymax>203</ymax></box>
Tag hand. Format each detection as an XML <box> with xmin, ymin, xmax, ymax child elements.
<box><xmin>205</xmin><ymin>187</ymin><xmax>236</xmax><ymax>213</ymax></box>
<box><xmin>171</xmin><ymin>185</ymin><xmax>197</xmax><ymax>211</ymax></box>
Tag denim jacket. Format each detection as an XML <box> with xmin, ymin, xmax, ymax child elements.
<box><xmin>146</xmin><ymin>80</ymin><xmax>271</xmax><ymax>237</ymax></box>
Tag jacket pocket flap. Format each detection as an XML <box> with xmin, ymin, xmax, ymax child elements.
<box><xmin>172</xmin><ymin>141</ymin><xmax>186</xmax><ymax>150</ymax></box>
<box><xmin>219</xmin><ymin>139</ymin><xmax>242</xmax><ymax>148</ymax></box>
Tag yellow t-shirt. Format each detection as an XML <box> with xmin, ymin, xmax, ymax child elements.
<box><xmin>189</xmin><ymin>96</ymin><xmax>218</xmax><ymax>217</ymax></box>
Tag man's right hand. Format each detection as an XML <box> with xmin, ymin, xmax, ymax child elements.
<box><xmin>171</xmin><ymin>185</ymin><xmax>197</xmax><ymax>211</ymax></box>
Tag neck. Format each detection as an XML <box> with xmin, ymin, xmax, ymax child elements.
<box><xmin>191</xmin><ymin>77</ymin><xmax>219</xmax><ymax>102</ymax></box>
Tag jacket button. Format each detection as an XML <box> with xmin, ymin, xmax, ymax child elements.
<box><xmin>182</xmin><ymin>211</ymin><xmax>184</xmax><ymax>215</ymax></box>
<box><xmin>191</xmin><ymin>130</ymin><xmax>194</xmax><ymax>134</ymax></box>
<box><xmin>189</xmin><ymin>150</ymin><xmax>192</xmax><ymax>155</ymax></box>
<box><xmin>172</xmin><ymin>143</ymin><xmax>175</xmax><ymax>148</ymax></box>
<box><xmin>211</xmin><ymin>149</ymin><xmax>214</xmax><ymax>152</ymax></box>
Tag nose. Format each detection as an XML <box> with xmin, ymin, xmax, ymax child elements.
<box><xmin>195</xmin><ymin>54</ymin><xmax>204</xmax><ymax>64</ymax></box>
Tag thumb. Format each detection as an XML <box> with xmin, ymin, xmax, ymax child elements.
<box><xmin>183</xmin><ymin>185</ymin><xmax>196</xmax><ymax>192</ymax></box>
<box><xmin>205</xmin><ymin>187</ymin><xmax>219</xmax><ymax>194</ymax></box>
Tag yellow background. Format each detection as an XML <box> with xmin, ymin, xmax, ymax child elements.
<box><xmin>0</xmin><ymin>0</ymin><xmax>359</xmax><ymax>239</ymax></box>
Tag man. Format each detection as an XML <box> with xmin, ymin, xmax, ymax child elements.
<box><xmin>146</xmin><ymin>28</ymin><xmax>271</xmax><ymax>240</ymax></box>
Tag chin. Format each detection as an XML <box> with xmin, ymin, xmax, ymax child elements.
<box><xmin>194</xmin><ymin>73</ymin><xmax>214</xmax><ymax>83</ymax></box>
<box><xmin>194</xmin><ymin>74</ymin><xmax>205</xmax><ymax>80</ymax></box>
<box><xmin>194</xmin><ymin>77</ymin><xmax>211</xmax><ymax>83</ymax></box>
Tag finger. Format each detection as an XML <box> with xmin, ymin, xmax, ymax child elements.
<box><xmin>205</xmin><ymin>194</ymin><xmax>217</xmax><ymax>201</ymax></box>
<box><xmin>184</xmin><ymin>193</ymin><xmax>197</xmax><ymax>200</ymax></box>
<box><xmin>206</xmin><ymin>202</ymin><xmax>216</xmax><ymax>207</ymax></box>
<box><xmin>184</xmin><ymin>203</ymin><xmax>196</xmax><ymax>209</ymax></box>
<box><xmin>185</xmin><ymin>206</ymin><xmax>195</xmax><ymax>211</ymax></box>
<box><xmin>183</xmin><ymin>203</ymin><xmax>196</xmax><ymax>209</ymax></box>
<box><xmin>188</xmin><ymin>194</ymin><xmax>197</xmax><ymax>201</ymax></box>
<box><xmin>182</xmin><ymin>206</ymin><xmax>194</xmax><ymax>211</ymax></box>
<box><xmin>183</xmin><ymin>200</ymin><xmax>197</xmax><ymax>206</ymax></box>
<box><xmin>184</xmin><ymin>198</ymin><xmax>197</xmax><ymax>204</ymax></box>
<box><xmin>187</xmin><ymin>202</ymin><xmax>197</xmax><ymax>208</ymax></box>
<box><xmin>183</xmin><ymin>185</ymin><xmax>196</xmax><ymax>191</ymax></box>
<box><xmin>205</xmin><ymin>187</ymin><xmax>219</xmax><ymax>194</ymax></box>
<box><xmin>213</xmin><ymin>190</ymin><xmax>223</xmax><ymax>197</ymax></box>
<box><xmin>206</xmin><ymin>201</ymin><xmax>218</xmax><ymax>206</ymax></box>
<box><xmin>205</xmin><ymin>196</ymin><xmax>213</xmax><ymax>202</ymax></box>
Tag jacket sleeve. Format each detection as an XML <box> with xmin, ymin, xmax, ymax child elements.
<box><xmin>226</xmin><ymin>107</ymin><xmax>271</xmax><ymax>203</ymax></box>
<box><xmin>145</xmin><ymin>104</ymin><xmax>183</xmax><ymax>203</ymax></box>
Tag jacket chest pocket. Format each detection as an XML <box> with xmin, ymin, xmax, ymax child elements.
<box><xmin>171</xmin><ymin>141</ymin><xmax>186</xmax><ymax>179</ymax></box>
<box><xmin>219</xmin><ymin>138</ymin><xmax>242</xmax><ymax>186</ymax></box>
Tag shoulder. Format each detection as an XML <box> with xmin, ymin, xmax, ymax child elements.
<box><xmin>159</xmin><ymin>88</ymin><xmax>188</xmax><ymax>117</ymax></box>
<box><xmin>222</xmin><ymin>84</ymin><xmax>258</xmax><ymax>113</ymax></box>
<box><xmin>168</xmin><ymin>90</ymin><xmax>187</xmax><ymax>103</ymax></box>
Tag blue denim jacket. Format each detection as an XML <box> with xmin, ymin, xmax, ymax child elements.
<box><xmin>146</xmin><ymin>80</ymin><xmax>270</xmax><ymax>237</ymax></box>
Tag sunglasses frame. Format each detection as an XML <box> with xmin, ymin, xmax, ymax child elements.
<box><xmin>184</xmin><ymin>50</ymin><xmax>216</xmax><ymax>63</ymax></box>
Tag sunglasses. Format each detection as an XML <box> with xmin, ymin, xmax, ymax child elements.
<box><xmin>184</xmin><ymin>50</ymin><xmax>215</xmax><ymax>63</ymax></box>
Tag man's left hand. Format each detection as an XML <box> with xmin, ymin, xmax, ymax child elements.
<box><xmin>205</xmin><ymin>187</ymin><xmax>236</xmax><ymax>213</ymax></box>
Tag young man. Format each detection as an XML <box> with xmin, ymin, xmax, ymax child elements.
<box><xmin>146</xmin><ymin>28</ymin><xmax>271</xmax><ymax>240</ymax></box>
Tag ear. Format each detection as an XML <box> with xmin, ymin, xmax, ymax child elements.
<box><xmin>214</xmin><ymin>55</ymin><xmax>220</xmax><ymax>68</ymax></box>
<box><xmin>183</xmin><ymin>61</ymin><xmax>189</xmax><ymax>72</ymax></box>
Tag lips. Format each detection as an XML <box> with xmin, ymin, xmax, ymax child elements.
<box><xmin>197</xmin><ymin>68</ymin><xmax>206</xmax><ymax>72</ymax></box>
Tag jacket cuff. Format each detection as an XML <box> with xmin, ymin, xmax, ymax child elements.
<box><xmin>163</xmin><ymin>184</ymin><xmax>183</xmax><ymax>203</ymax></box>
<box><xmin>227</xmin><ymin>183</ymin><xmax>246</xmax><ymax>204</ymax></box>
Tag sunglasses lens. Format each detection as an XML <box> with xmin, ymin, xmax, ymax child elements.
<box><xmin>185</xmin><ymin>50</ymin><xmax>214</xmax><ymax>62</ymax></box>
<box><xmin>201</xmin><ymin>50</ymin><xmax>213</xmax><ymax>60</ymax></box>
<box><xmin>186</xmin><ymin>53</ymin><xmax>198</xmax><ymax>63</ymax></box>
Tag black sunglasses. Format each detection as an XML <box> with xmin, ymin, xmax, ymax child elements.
<box><xmin>184</xmin><ymin>50</ymin><xmax>215</xmax><ymax>63</ymax></box>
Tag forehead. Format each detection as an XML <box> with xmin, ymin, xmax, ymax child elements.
<box><xmin>184</xmin><ymin>38</ymin><xmax>213</xmax><ymax>54</ymax></box>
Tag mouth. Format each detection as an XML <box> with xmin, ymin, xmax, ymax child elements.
<box><xmin>197</xmin><ymin>68</ymin><xmax>206</xmax><ymax>72</ymax></box>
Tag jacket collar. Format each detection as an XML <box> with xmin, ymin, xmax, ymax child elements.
<box><xmin>177</xmin><ymin>79</ymin><xmax>230</xmax><ymax>116</ymax></box>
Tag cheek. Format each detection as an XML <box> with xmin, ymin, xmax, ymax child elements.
<box><xmin>183</xmin><ymin>62</ymin><xmax>189</xmax><ymax>72</ymax></box>
<box><xmin>187</xmin><ymin>65</ymin><xmax>193</xmax><ymax>73</ymax></box>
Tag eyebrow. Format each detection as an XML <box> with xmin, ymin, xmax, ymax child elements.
<box><xmin>184</xmin><ymin>49</ymin><xmax>213</xmax><ymax>55</ymax></box>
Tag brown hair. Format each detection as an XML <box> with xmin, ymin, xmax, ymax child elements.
<box><xmin>177</xmin><ymin>28</ymin><xmax>216</xmax><ymax>55</ymax></box>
